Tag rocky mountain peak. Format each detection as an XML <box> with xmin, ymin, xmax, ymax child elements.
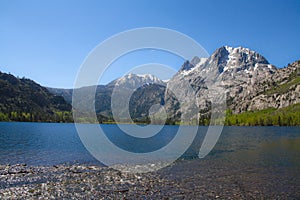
<box><xmin>208</xmin><ymin>46</ymin><xmax>274</xmax><ymax>74</ymax></box>
<box><xmin>178</xmin><ymin>57</ymin><xmax>208</xmax><ymax>76</ymax></box>
<box><xmin>179</xmin><ymin>60</ymin><xmax>195</xmax><ymax>72</ymax></box>
<box><xmin>164</xmin><ymin>45</ymin><xmax>284</xmax><ymax>120</ymax></box>
<box><xmin>176</xmin><ymin>46</ymin><xmax>276</xmax><ymax>79</ymax></box>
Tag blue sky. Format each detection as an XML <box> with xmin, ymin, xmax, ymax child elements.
<box><xmin>0</xmin><ymin>0</ymin><xmax>300</xmax><ymax>88</ymax></box>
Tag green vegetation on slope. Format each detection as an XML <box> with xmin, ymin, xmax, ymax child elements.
<box><xmin>265</xmin><ymin>75</ymin><xmax>300</xmax><ymax>96</ymax></box>
<box><xmin>225</xmin><ymin>103</ymin><xmax>300</xmax><ymax>126</ymax></box>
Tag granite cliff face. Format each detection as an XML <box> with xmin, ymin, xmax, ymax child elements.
<box><xmin>242</xmin><ymin>60</ymin><xmax>300</xmax><ymax>111</ymax></box>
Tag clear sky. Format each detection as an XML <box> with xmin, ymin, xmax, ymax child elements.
<box><xmin>1</xmin><ymin>0</ymin><xmax>300</xmax><ymax>88</ymax></box>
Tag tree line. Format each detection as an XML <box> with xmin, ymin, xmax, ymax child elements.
<box><xmin>1</xmin><ymin>105</ymin><xmax>299</xmax><ymax>126</ymax></box>
<box><xmin>0</xmin><ymin>111</ymin><xmax>73</xmax><ymax>123</ymax></box>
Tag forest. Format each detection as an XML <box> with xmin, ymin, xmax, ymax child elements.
<box><xmin>224</xmin><ymin>103</ymin><xmax>300</xmax><ymax>126</ymax></box>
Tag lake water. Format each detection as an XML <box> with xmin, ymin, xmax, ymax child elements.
<box><xmin>0</xmin><ymin>122</ymin><xmax>299</xmax><ymax>170</ymax></box>
<box><xmin>1</xmin><ymin>122</ymin><xmax>299</xmax><ymax>198</ymax></box>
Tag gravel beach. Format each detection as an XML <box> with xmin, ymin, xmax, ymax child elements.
<box><xmin>1</xmin><ymin>158</ymin><xmax>299</xmax><ymax>199</ymax></box>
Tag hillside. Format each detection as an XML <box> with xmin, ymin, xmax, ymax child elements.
<box><xmin>0</xmin><ymin>71</ymin><xmax>72</xmax><ymax>122</ymax></box>
<box><xmin>225</xmin><ymin>102</ymin><xmax>300</xmax><ymax>126</ymax></box>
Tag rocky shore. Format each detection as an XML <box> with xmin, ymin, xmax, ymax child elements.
<box><xmin>1</xmin><ymin>160</ymin><xmax>299</xmax><ymax>199</ymax></box>
<box><xmin>0</xmin><ymin>163</ymin><xmax>183</xmax><ymax>199</ymax></box>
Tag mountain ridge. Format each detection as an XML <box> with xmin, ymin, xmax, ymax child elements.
<box><xmin>48</xmin><ymin>45</ymin><xmax>300</xmax><ymax>125</ymax></box>
<box><xmin>1</xmin><ymin>45</ymin><xmax>299</xmax><ymax>125</ymax></box>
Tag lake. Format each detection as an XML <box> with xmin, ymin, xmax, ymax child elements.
<box><xmin>0</xmin><ymin>122</ymin><xmax>299</xmax><ymax>169</ymax></box>
<box><xmin>1</xmin><ymin>122</ymin><xmax>299</xmax><ymax>197</ymax></box>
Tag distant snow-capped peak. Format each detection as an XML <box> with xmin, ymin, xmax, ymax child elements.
<box><xmin>122</xmin><ymin>73</ymin><xmax>163</xmax><ymax>83</ymax></box>
<box><xmin>110</xmin><ymin>73</ymin><xmax>165</xmax><ymax>90</ymax></box>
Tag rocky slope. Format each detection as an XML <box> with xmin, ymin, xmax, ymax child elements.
<box><xmin>242</xmin><ymin>60</ymin><xmax>300</xmax><ymax>111</ymax></box>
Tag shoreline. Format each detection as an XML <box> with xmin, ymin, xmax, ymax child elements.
<box><xmin>1</xmin><ymin>121</ymin><xmax>300</xmax><ymax>127</ymax></box>
<box><xmin>0</xmin><ymin>163</ymin><xmax>184</xmax><ymax>199</ymax></box>
<box><xmin>1</xmin><ymin>161</ymin><xmax>299</xmax><ymax>199</ymax></box>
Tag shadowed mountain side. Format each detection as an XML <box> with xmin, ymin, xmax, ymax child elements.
<box><xmin>0</xmin><ymin>71</ymin><xmax>72</xmax><ymax>122</ymax></box>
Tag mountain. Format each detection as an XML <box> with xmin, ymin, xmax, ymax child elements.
<box><xmin>47</xmin><ymin>87</ymin><xmax>73</xmax><ymax>103</ymax></box>
<box><xmin>165</xmin><ymin>46</ymin><xmax>300</xmax><ymax>124</ymax></box>
<box><xmin>46</xmin><ymin>46</ymin><xmax>300</xmax><ymax>125</ymax></box>
<box><xmin>2</xmin><ymin>46</ymin><xmax>298</xmax><ymax>125</ymax></box>
<box><xmin>48</xmin><ymin>73</ymin><xmax>166</xmax><ymax>123</ymax></box>
<box><xmin>0</xmin><ymin>71</ymin><xmax>72</xmax><ymax>122</ymax></box>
